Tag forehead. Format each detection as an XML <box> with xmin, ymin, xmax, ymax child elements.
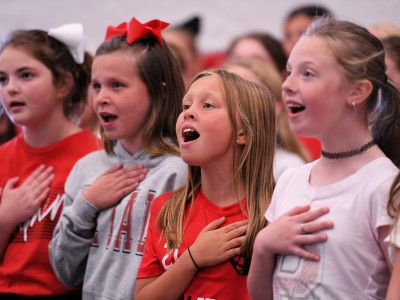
<box><xmin>92</xmin><ymin>51</ymin><xmax>137</xmax><ymax>76</ymax></box>
<box><xmin>185</xmin><ymin>75</ymin><xmax>223</xmax><ymax>97</ymax></box>
<box><xmin>0</xmin><ymin>46</ymin><xmax>48</xmax><ymax>72</ymax></box>
<box><xmin>289</xmin><ymin>36</ymin><xmax>334</xmax><ymax>63</ymax></box>
<box><xmin>0</xmin><ymin>46</ymin><xmax>37</xmax><ymax>66</ymax></box>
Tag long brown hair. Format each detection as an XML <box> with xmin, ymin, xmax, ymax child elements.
<box><xmin>157</xmin><ymin>69</ymin><xmax>276</xmax><ymax>255</ymax></box>
<box><xmin>95</xmin><ymin>34</ymin><xmax>185</xmax><ymax>156</ymax></box>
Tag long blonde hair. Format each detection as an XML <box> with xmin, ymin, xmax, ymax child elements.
<box><xmin>225</xmin><ymin>58</ymin><xmax>310</xmax><ymax>162</ymax></box>
<box><xmin>157</xmin><ymin>69</ymin><xmax>276</xmax><ymax>255</ymax></box>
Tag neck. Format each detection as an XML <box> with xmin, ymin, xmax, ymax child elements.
<box><xmin>201</xmin><ymin>168</ymin><xmax>245</xmax><ymax>207</ymax></box>
<box><xmin>23</xmin><ymin>118</ymin><xmax>80</xmax><ymax>147</ymax></box>
<box><xmin>321</xmin><ymin>140</ymin><xmax>376</xmax><ymax>160</ymax></box>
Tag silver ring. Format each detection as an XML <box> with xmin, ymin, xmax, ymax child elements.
<box><xmin>299</xmin><ymin>223</ymin><xmax>307</xmax><ymax>234</ymax></box>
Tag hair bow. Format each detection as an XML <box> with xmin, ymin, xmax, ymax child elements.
<box><xmin>104</xmin><ymin>18</ymin><xmax>169</xmax><ymax>45</ymax></box>
<box><xmin>48</xmin><ymin>23</ymin><xmax>87</xmax><ymax>64</ymax></box>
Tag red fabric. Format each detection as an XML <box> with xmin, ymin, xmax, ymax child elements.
<box><xmin>0</xmin><ymin>130</ymin><xmax>101</xmax><ymax>296</ymax></box>
<box><xmin>138</xmin><ymin>191</ymin><xmax>250</xmax><ymax>299</ymax></box>
<box><xmin>105</xmin><ymin>18</ymin><xmax>169</xmax><ymax>45</ymax></box>
<box><xmin>297</xmin><ymin>136</ymin><xmax>321</xmax><ymax>161</ymax></box>
<box><xmin>201</xmin><ymin>52</ymin><xmax>226</xmax><ymax>69</ymax></box>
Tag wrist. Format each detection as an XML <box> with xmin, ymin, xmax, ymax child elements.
<box><xmin>254</xmin><ymin>234</ymin><xmax>276</xmax><ymax>258</ymax></box>
<box><xmin>0</xmin><ymin>209</ymin><xmax>18</xmax><ymax>233</ymax></box>
<box><xmin>187</xmin><ymin>247</ymin><xmax>201</xmax><ymax>272</ymax></box>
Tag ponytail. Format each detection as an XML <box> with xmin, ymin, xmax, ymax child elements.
<box><xmin>371</xmin><ymin>80</ymin><xmax>400</xmax><ymax>167</ymax></box>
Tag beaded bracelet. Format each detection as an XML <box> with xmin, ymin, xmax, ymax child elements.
<box><xmin>187</xmin><ymin>247</ymin><xmax>201</xmax><ymax>271</ymax></box>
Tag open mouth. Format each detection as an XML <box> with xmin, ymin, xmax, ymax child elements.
<box><xmin>183</xmin><ymin>128</ymin><xmax>200</xmax><ymax>142</ymax></box>
<box><xmin>100</xmin><ymin>112</ymin><xmax>117</xmax><ymax>123</ymax></box>
<box><xmin>287</xmin><ymin>103</ymin><xmax>305</xmax><ymax>114</ymax></box>
<box><xmin>10</xmin><ymin>101</ymin><xmax>25</xmax><ymax>108</ymax></box>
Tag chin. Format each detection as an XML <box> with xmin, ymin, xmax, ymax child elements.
<box><xmin>180</xmin><ymin>155</ymin><xmax>200</xmax><ymax>167</ymax></box>
<box><xmin>103</xmin><ymin>132</ymin><xmax>120</xmax><ymax>141</ymax></box>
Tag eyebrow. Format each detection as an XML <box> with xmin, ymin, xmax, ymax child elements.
<box><xmin>0</xmin><ymin>66</ymin><xmax>32</xmax><ymax>75</ymax></box>
<box><xmin>287</xmin><ymin>60</ymin><xmax>317</xmax><ymax>69</ymax></box>
<box><xmin>13</xmin><ymin>66</ymin><xmax>35</xmax><ymax>74</ymax></box>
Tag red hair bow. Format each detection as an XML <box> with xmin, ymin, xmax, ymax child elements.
<box><xmin>104</xmin><ymin>17</ymin><xmax>169</xmax><ymax>45</ymax></box>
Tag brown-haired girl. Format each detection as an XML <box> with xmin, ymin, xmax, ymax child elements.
<box><xmin>0</xmin><ymin>23</ymin><xmax>100</xmax><ymax>298</ymax></box>
<box><xmin>49</xmin><ymin>18</ymin><xmax>187</xmax><ymax>299</ymax></box>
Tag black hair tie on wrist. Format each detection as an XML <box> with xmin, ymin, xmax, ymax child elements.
<box><xmin>187</xmin><ymin>247</ymin><xmax>201</xmax><ymax>271</ymax></box>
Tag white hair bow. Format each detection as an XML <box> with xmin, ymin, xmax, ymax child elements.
<box><xmin>48</xmin><ymin>23</ymin><xmax>87</xmax><ymax>64</ymax></box>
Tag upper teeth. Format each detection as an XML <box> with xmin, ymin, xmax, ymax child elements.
<box><xmin>287</xmin><ymin>103</ymin><xmax>302</xmax><ymax>108</ymax></box>
<box><xmin>183</xmin><ymin>128</ymin><xmax>194</xmax><ymax>133</ymax></box>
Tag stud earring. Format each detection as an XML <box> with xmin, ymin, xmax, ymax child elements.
<box><xmin>352</xmin><ymin>101</ymin><xmax>357</xmax><ymax>110</ymax></box>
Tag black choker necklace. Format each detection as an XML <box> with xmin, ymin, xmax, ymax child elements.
<box><xmin>321</xmin><ymin>140</ymin><xmax>376</xmax><ymax>159</ymax></box>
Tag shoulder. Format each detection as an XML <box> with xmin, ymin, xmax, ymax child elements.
<box><xmin>148</xmin><ymin>154</ymin><xmax>187</xmax><ymax>176</ymax></box>
<box><xmin>357</xmin><ymin>157</ymin><xmax>398</xmax><ymax>187</ymax></box>
<box><xmin>0</xmin><ymin>135</ymin><xmax>18</xmax><ymax>153</ymax></box>
<box><xmin>69</xmin><ymin>130</ymin><xmax>102</xmax><ymax>149</ymax></box>
<box><xmin>72</xmin><ymin>149</ymin><xmax>107</xmax><ymax>168</ymax></box>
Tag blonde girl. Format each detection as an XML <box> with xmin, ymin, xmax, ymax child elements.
<box><xmin>135</xmin><ymin>69</ymin><xmax>276</xmax><ymax>299</ymax></box>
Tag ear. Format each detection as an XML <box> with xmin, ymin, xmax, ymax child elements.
<box><xmin>56</xmin><ymin>73</ymin><xmax>74</xmax><ymax>100</ymax></box>
<box><xmin>346</xmin><ymin>79</ymin><xmax>373</xmax><ymax>107</ymax></box>
<box><xmin>236</xmin><ymin>128</ymin><xmax>248</xmax><ymax>145</ymax></box>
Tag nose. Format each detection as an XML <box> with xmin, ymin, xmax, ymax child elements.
<box><xmin>92</xmin><ymin>89</ymin><xmax>110</xmax><ymax>107</ymax></box>
<box><xmin>183</xmin><ymin>107</ymin><xmax>195</xmax><ymax>120</ymax></box>
<box><xmin>282</xmin><ymin>73</ymin><xmax>295</xmax><ymax>95</ymax></box>
<box><xmin>6</xmin><ymin>78</ymin><xmax>20</xmax><ymax>95</ymax></box>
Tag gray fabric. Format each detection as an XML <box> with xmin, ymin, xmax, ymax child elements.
<box><xmin>49</xmin><ymin>141</ymin><xmax>187</xmax><ymax>299</ymax></box>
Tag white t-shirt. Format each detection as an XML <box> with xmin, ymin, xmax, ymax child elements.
<box><xmin>274</xmin><ymin>148</ymin><xmax>305</xmax><ymax>180</ymax></box>
<box><xmin>266</xmin><ymin>157</ymin><xmax>397</xmax><ymax>300</ymax></box>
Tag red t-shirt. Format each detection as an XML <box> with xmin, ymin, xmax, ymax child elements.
<box><xmin>0</xmin><ymin>130</ymin><xmax>101</xmax><ymax>296</ymax></box>
<box><xmin>138</xmin><ymin>190</ymin><xmax>250</xmax><ymax>300</ymax></box>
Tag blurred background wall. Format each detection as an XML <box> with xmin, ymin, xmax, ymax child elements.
<box><xmin>1</xmin><ymin>0</ymin><xmax>399</xmax><ymax>54</ymax></box>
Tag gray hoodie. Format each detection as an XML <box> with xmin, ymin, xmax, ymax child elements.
<box><xmin>49</xmin><ymin>141</ymin><xmax>187</xmax><ymax>299</ymax></box>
